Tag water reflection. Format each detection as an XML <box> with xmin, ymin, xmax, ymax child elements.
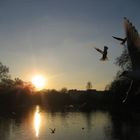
<box><xmin>0</xmin><ymin>108</ymin><xmax>140</xmax><ymax>140</ymax></box>
<box><xmin>110</xmin><ymin>111</ymin><xmax>140</xmax><ymax>140</ymax></box>
<box><xmin>34</xmin><ymin>105</ymin><xmax>41</xmax><ymax>137</ymax></box>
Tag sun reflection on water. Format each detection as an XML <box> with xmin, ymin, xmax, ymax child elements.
<box><xmin>34</xmin><ymin>105</ymin><xmax>41</xmax><ymax>137</ymax></box>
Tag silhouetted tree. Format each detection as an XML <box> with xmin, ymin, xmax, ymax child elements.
<box><xmin>108</xmin><ymin>47</ymin><xmax>133</xmax><ymax>104</ymax></box>
<box><xmin>0</xmin><ymin>78</ymin><xmax>14</xmax><ymax>88</ymax></box>
<box><xmin>86</xmin><ymin>81</ymin><xmax>92</xmax><ymax>90</ymax></box>
<box><xmin>115</xmin><ymin>47</ymin><xmax>132</xmax><ymax>71</ymax></box>
<box><xmin>0</xmin><ymin>62</ymin><xmax>10</xmax><ymax>81</ymax></box>
<box><xmin>0</xmin><ymin>62</ymin><xmax>13</xmax><ymax>89</ymax></box>
<box><xmin>14</xmin><ymin>78</ymin><xmax>23</xmax><ymax>85</ymax></box>
<box><xmin>60</xmin><ymin>87</ymin><xmax>68</xmax><ymax>93</ymax></box>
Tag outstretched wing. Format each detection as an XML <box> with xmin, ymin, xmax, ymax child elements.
<box><xmin>124</xmin><ymin>17</ymin><xmax>140</xmax><ymax>70</ymax></box>
<box><xmin>94</xmin><ymin>47</ymin><xmax>103</xmax><ymax>54</ymax></box>
<box><xmin>112</xmin><ymin>36</ymin><xmax>124</xmax><ymax>41</ymax></box>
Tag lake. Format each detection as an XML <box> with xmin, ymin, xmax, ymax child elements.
<box><xmin>0</xmin><ymin>105</ymin><xmax>140</xmax><ymax>140</ymax></box>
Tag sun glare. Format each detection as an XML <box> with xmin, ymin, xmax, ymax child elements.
<box><xmin>34</xmin><ymin>106</ymin><xmax>41</xmax><ymax>137</ymax></box>
<box><xmin>32</xmin><ymin>75</ymin><xmax>47</xmax><ymax>90</ymax></box>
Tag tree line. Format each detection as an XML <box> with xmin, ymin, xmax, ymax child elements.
<box><xmin>0</xmin><ymin>47</ymin><xmax>140</xmax><ymax>113</ymax></box>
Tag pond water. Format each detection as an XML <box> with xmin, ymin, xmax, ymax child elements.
<box><xmin>0</xmin><ymin>106</ymin><xmax>140</xmax><ymax>140</ymax></box>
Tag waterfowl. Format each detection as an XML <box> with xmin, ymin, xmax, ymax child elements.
<box><xmin>112</xmin><ymin>36</ymin><xmax>127</xmax><ymax>46</ymax></box>
<box><xmin>94</xmin><ymin>46</ymin><xmax>108</xmax><ymax>61</ymax></box>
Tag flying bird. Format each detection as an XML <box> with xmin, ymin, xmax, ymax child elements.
<box><xmin>49</xmin><ymin>128</ymin><xmax>56</xmax><ymax>134</ymax></box>
<box><xmin>82</xmin><ymin>127</ymin><xmax>85</xmax><ymax>130</ymax></box>
<box><xmin>112</xmin><ymin>36</ymin><xmax>127</xmax><ymax>46</ymax></box>
<box><xmin>120</xmin><ymin>17</ymin><xmax>140</xmax><ymax>102</ymax></box>
<box><xmin>94</xmin><ymin>46</ymin><xmax>108</xmax><ymax>61</ymax></box>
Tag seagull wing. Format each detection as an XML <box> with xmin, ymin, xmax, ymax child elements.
<box><xmin>50</xmin><ymin>128</ymin><xmax>55</xmax><ymax>131</ymax></box>
<box><xmin>94</xmin><ymin>47</ymin><xmax>103</xmax><ymax>54</ymax></box>
<box><xmin>112</xmin><ymin>36</ymin><xmax>124</xmax><ymax>41</ymax></box>
<box><xmin>49</xmin><ymin>128</ymin><xmax>53</xmax><ymax>131</ymax></box>
<box><xmin>124</xmin><ymin>17</ymin><xmax>140</xmax><ymax>70</ymax></box>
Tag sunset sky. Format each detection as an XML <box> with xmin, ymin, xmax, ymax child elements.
<box><xmin>0</xmin><ymin>0</ymin><xmax>140</xmax><ymax>90</ymax></box>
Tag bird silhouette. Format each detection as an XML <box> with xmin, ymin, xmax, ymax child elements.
<box><xmin>120</xmin><ymin>17</ymin><xmax>140</xmax><ymax>102</ymax></box>
<box><xmin>112</xmin><ymin>36</ymin><xmax>127</xmax><ymax>46</ymax></box>
<box><xmin>49</xmin><ymin>128</ymin><xmax>56</xmax><ymax>134</ymax></box>
<box><xmin>94</xmin><ymin>46</ymin><xmax>108</xmax><ymax>61</ymax></box>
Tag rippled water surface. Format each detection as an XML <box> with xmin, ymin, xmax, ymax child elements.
<box><xmin>0</xmin><ymin>106</ymin><xmax>140</xmax><ymax>140</ymax></box>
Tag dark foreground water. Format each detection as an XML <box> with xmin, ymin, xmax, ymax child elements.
<box><xmin>0</xmin><ymin>106</ymin><xmax>140</xmax><ymax>140</ymax></box>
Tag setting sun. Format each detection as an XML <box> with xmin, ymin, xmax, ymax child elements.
<box><xmin>31</xmin><ymin>75</ymin><xmax>47</xmax><ymax>90</ymax></box>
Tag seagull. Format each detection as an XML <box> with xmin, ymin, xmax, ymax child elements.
<box><xmin>49</xmin><ymin>128</ymin><xmax>56</xmax><ymax>134</ymax></box>
<box><xmin>94</xmin><ymin>46</ymin><xmax>108</xmax><ymax>61</ymax></box>
<box><xmin>82</xmin><ymin>127</ymin><xmax>85</xmax><ymax>130</ymax></box>
<box><xmin>112</xmin><ymin>36</ymin><xmax>127</xmax><ymax>46</ymax></box>
<box><xmin>120</xmin><ymin>17</ymin><xmax>140</xmax><ymax>102</ymax></box>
